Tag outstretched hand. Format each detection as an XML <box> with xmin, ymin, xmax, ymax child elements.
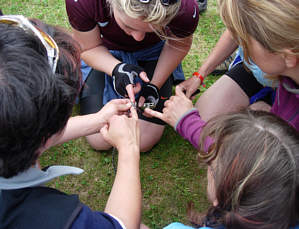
<box><xmin>100</xmin><ymin>106</ymin><xmax>140</xmax><ymax>152</ymax></box>
<box><xmin>144</xmin><ymin>86</ymin><xmax>194</xmax><ymax>127</ymax></box>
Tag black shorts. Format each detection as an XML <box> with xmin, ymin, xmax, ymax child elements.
<box><xmin>225</xmin><ymin>63</ymin><xmax>275</xmax><ymax>105</ymax></box>
<box><xmin>79</xmin><ymin>60</ymin><xmax>173</xmax><ymax>125</ymax></box>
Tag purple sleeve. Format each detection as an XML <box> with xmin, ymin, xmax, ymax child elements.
<box><xmin>167</xmin><ymin>0</ymin><xmax>199</xmax><ymax>38</ymax></box>
<box><xmin>65</xmin><ymin>0</ymin><xmax>98</xmax><ymax>31</ymax></box>
<box><xmin>270</xmin><ymin>78</ymin><xmax>299</xmax><ymax>131</ymax></box>
<box><xmin>175</xmin><ymin>109</ymin><xmax>213</xmax><ymax>151</ymax></box>
<box><xmin>71</xmin><ymin>205</ymin><xmax>124</xmax><ymax>229</ymax></box>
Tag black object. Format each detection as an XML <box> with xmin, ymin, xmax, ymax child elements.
<box><xmin>112</xmin><ymin>62</ymin><xmax>144</xmax><ymax>97</ymax></box>
<box><xmin>138</xmin><ymin>83</ymin><xmax>160</xmax><ymax>109</ymax></box>
<box><xmin>197</xmin><ymin>0</ymin><xmax>207</xmax><ymax>13</ymax></box>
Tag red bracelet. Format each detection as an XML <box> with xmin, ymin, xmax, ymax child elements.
<box><xmin>192</xmin><ymin>72</ymin><xmax>206</xmax><ymax>87</ymax></box>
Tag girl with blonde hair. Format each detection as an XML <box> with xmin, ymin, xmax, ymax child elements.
<box><xmin>65</xmin><ymin>0</ymin><xmax>200</xmax><ymax>152</ymax></box>
<box><xmin>179</xmin><ymin>0</ymin><xmax>299</xmax><ymax>131</ymax></box>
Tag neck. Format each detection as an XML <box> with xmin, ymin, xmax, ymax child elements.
<box><xmin>282</xmin><ymin>65</ymin><xmax>299</xmax><ymax>85</ymax></box>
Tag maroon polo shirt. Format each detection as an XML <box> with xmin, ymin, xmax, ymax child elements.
<box><xmin>66</xmin><ymin>0</ymin><xmax>199</xmax><ymax>51</ymax></box>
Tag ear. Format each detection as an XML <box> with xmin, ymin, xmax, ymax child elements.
<box><xmin>283</xmin><ymin>49</ymin><xmax>298</xmax><ymax>68</ymax></box>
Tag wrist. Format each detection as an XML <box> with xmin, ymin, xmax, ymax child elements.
<box><xmin>149</xmin><ymin>80</ymin><xmax>160</xmax><ymax>89</ymax></box>
<box><xmin>112</xmin><ymin>62</ymin><xmax>122</xmax><ymax>76</ymax></box>
<box><xmin>117</xmin><ymin>145</ymin><xmax>140</xmax><ymax>159</ymax></box>
<box><xmin>192</xmin><ymin>72</ymin><xmax>205</xmax><ymax>87</ymax></box>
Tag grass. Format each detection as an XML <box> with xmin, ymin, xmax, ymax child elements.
<box><xmin>0</xmin><ymin>1</ymin><xmax>225</xmax><ymax>228</ymax></box>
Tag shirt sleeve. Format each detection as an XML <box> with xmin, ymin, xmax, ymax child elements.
<box><xmin>167</xmin><ymin>0</ymin><xmax>200</xmax><ymax>38</ymax></box>
<box><xmin>65</xmin><ymin>0</ymin><xmax>98</xmax><ymax>32</ymax></box>
<box><xmin>163</xmin><ymin>222</ymin><xmax>213</xmax><ymax>229</ymax></box>
<box><xmin>175</xmin><ymin>109</ymin><xmax>213</xmax><ymax>151</ymax></box>
<box><xmin>70</xmin><ymin>205</ymin><xmax>125</xmax><ymax>229</ymax></box>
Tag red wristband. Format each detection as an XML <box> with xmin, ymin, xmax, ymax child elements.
<box><xmin>192</xmin><ymin>72</ymin><xmax>206</xmax><ymax>87</ymax></box>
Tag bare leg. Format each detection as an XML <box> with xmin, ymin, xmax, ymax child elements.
<box><xmin>140</xmin><ymin>224</ymin><xmax>150</xmax><ymax>229</ymax></box>
<box><xmin>85</xmin><ymin>119</ymin><xmax>164</xmax><ymax>152</ymax></box>
<box><xmin>195</xmin><ymin>75</ymin><xmax>249</xmax><ymax>121</ymax></box>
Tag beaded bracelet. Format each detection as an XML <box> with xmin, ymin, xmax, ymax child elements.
<box><xmin>192</xmin><ymin>72</ymin><xmax>206</xmax><ymax>87</ymax></box>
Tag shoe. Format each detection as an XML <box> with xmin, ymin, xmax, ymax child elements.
<box><xmin>211</xmin><ymin>52</ymin><xmax>236</xmax><ymax>76</ymax></box>
<box><xmin>197</xmin><ymin>0</ymin><xmax>207</xmax><ymax>14</ymax></box>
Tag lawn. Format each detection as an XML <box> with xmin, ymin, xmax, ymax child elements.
<box><xmin>0</xmin><ymin>1</ymin><xmax>225</xmax><ymax>228</ymax></box>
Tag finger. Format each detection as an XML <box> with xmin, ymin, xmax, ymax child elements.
<box><xmin>133</xmin><ymin>83</ymin><xmax>142</xmax><ymax>94</ymax></box>
<box><xmin>126</xmin><ymin>84</ymin><xmax>135</xmax><ymax>103</ymax></box>
<box><xmin>130</xmin><ymin>106</ymin><xmax>138</xmax><ymax>119</ymax></box>
<box><xmin>138</xmin><ymin>96</ymin><xmax>145</xmax><ymax>107</ymax></box>
<box><xmin>144</xmin><ymin>108</ymin><xmax>164</xmax><ymax>121</ymax></box>
<box><xmin>139</xmin><ymin>71</ymin><xmax>150</xmax><ymax>82</ymax></box>
<box><xmin>100</xmin><ymin>124</ymin><xmax>109</xmax><ymax>140</ymax></box>
<box><xmin>112</xmin><ymin>98</ymin><xmax>131</xmax><ymax>104</ymax></box>
<box><xmin>175</xmin><ymin>85</ymin><xmax>187</xmax><ymax>97</ymax></box>
<box><xmin>116</xmin><ymin>102</ymin><xmax>132</xmax><ymax>112</ymax></box>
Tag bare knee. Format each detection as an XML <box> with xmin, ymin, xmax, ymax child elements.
<box><xmin>86</xmin><ymin>134</ymin><xmax>112</xmax><ymax>151</ymax></box>
<box><xmin>140</xmin><ymin>121</ymin><xmax>164</xmax><ymax>152</ymax></box>
<box><xmin>195</xmin><ymin>75</ymin><xmax>249</xmax><ymax>121</ymax></box>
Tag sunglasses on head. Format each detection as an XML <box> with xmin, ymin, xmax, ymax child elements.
<box><xmin>0</xmin><ymin>15</ymin><xmax>59</xmax><ymax>73</ymax></box>
<box><xmin>139</xmin><ymin>0</ymin><xmax>178</xmax><ymax>6</ymax></box>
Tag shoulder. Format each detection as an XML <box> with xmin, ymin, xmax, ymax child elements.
<box><xmin>70</xmin><ymin>204</ymin><xmax>125</xmax><ymax>229</ymax></box>
<box><xmin>168</xmin><ymin>0</ymin><xmax>200</xmax><ymax>37</ymax></box>
<box><xmin>163</xmin><ymin>222</ymin><xmax>214</xmax><ymax>229</ymax></box>
<box><xmin>65</xmin><ymin>0</ymin><xmax>109</xmax><ymax>32</ymax></box>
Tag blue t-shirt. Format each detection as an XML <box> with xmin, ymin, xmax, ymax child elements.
<box><xmin>164</xmin><ymin>222</ymin><xmax>299</xmax><ymax>229</ymax></box>
<box><xmin>71</xmin><ymin>205</ymin><xmax>125</xmax><ymax>229</ymax></box>
<box><xmin>163</xmin><ymin>222</ymin><xmax>212</xmax><ymax>229</ymax></box>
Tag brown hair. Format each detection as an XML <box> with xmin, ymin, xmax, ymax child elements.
<box><xmin>191</xmin><ymin>110</ymin><xmax>299</xmax><ymax>228</ymax></box>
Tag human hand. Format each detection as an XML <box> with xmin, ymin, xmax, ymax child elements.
<box><xmin>112</xmin><ymin>63</ymin><xmax>149</xmax><ymax>103</ymax></box>
<box><xmin>100</xmin><ymin>107</ymin><xmax>140</xmax><ymax>152</ymax></box>
<box><xmin>144</xmin><ymin>86</ymin><xmax>193</xmax><ymax>127</ymax></box>
<box><xmin>137</xmin><ymin>83</ymin><xmax>160</xmax><ymax>110</ymax></box>
<box><xmin>97</xmin><ymin>99</ymin><xmax>132</xmax><ymax>123</ymax></box>
<box><xmin>179</xmin><ymin>75</ymin><xmax>202</xmax><ymax>99</ymax></box>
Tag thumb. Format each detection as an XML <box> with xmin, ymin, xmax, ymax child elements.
<box><xmin>175</xmin><ymin>85</ymin><xmax>186</xmax><ymax>97</ymax></box>
<box><xmin>116</xmin><ymin>102</ymin><xmax>132</xmax><ymax>112</ymax></box>
<box><xmin>100</xmin><ymin>124</ymin><xmax>109</xmax><ymax>140</ymax></box>
<box><xmin>139</xmin><ymin>71</ymin><xmax>150</xmax><ymax>82</ymax></box>
<box><xmin>126</xmin><ymin>84</ymin><xmax>135</xmax><ymax>103</ymax></box>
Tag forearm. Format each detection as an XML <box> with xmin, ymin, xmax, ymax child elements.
<box><xmin>198</xmin><ymin>29</ymin><xmax>238</xmax><ymax>77</ymax></box>
<box><xmin>72</xmin><ymin>26</ymin><xmax>120</xmax><ymax>76</ymax></box>
<box><xmin>151</xmin><ymin>37</ymin><xmax>192</xmax><ymax>88</ymax></box>
<box><xmin>81</xmin><ymin>46</ymin><xmax>121</xmax><ymax>76</ymax></box>
<box><xmin>54</xmin><ymin>114</ymin><xmax>106</xmax><ymax>146</ymax></box>
<box><xmin>105</xmin><ymin>147</ymin><xmax>141</xmax><ymax>229</ymax></box>
<box><xmin>175</xmin><ymin>109</ymin><xmax>213</xmax><ymax>151</ymax></box>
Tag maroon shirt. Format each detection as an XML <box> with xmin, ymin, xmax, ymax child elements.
<box><xmin>66</xmin><ymin>0</ymin><xmax>199</xmax><ymax>51</ymax></box>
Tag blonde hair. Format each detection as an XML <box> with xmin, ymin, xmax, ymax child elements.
<box><xmin>217</xmin><ymin>0</ymin><xmax>299</xmax><ymax>62</ymax></box>
<box><xmin>107</xmin><ymin>0</ymin><xmax>181</xmax><ymax>38</ymax></box>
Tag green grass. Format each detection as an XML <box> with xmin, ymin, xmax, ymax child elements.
<box><xmin>0</xmin><ymin>1</ymin><xmax>225</xmax><ymax>228</ymax></box>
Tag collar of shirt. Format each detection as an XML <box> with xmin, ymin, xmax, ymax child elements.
<box><xmin>0</xmin><ymin>165</ymin><xmax>84</xmax><ymax>190</ymax></box>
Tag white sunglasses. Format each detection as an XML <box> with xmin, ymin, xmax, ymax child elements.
<box><xmin>0</xmin><ymin>15</ymin><xmax>59</xmax><ymax>73</ymax></box>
